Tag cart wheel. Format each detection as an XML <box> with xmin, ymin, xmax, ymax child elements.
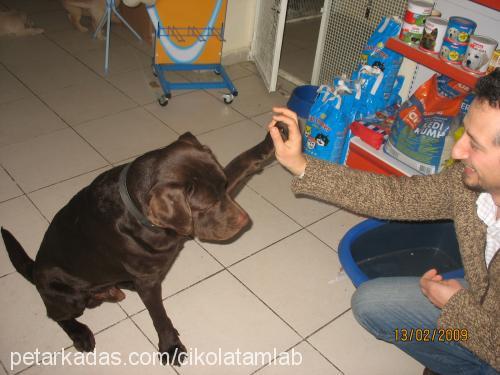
<box><xmin>214</xmin><ymin>67</ymin><xmax>221</xmax><ymax>75</ymax></box>
<box><xmin>223</xmin><ymin>93</ymin><xmax>234</xmax><ymax>104</ymax></box>
<box><xmin>158</xmin><ymin>95</ymin><xmax>169</xmax><ymax>107</ymax></box>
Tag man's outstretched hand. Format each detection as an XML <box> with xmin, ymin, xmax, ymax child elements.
<box><xmin>268</xmin><ymin>107</ymin><xmax>307</xmax><ymax>176</ymax></box>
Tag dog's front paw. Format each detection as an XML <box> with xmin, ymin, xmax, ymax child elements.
<box><xmin>71</xmin><ymin>324</ymin><xmax>96</xmax><ymax>352</ymax></box>
<box><xmin>158</xmin><ymin>341</ymin><xmax>187</xmax><ymax>366</ymax></box>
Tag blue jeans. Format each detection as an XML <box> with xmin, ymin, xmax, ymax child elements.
<box><xmin>351</xmin><ymin>277</ymin><xmax>498</xmax><ymax>375</ymax></box>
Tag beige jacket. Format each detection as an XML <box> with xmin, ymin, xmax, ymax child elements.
<box><xmin>291</xmin><ymin>156</ymin><xmax>499</xmax><ymax>370</ymax></box>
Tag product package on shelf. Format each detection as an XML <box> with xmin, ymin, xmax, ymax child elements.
<box><xmin>303</xmin><ymin>85</ymin><xmax>349</xmax><ymax>163</ymax></box>
<box><xmin>349</xmin><ymin>104</ymin><xmax>400</xmax><ymax>150</ymax></box>
<box><xmin>358</xmin><ymin>16</ymin><xmax>404</xmax><ymax>109</ymax></box>
<box><xmin>384</xmin><ymin>74</ymin><xmax>471</xmax><ymax>175</ymax></box>
<box><xmin>301</xmin><ymin>15</ymin><xmax>406</xmax><ymax>165</ymax></box>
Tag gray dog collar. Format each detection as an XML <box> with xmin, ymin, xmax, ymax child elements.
<box><xmin>119</xmin><ymin>163</ymin><xmax>162</xmax><ymax>232</ymax></box>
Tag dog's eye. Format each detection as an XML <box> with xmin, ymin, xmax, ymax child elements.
<box><xmin>187</xmin><ymin>183</ymin><xmax>196</xmax><ymax>196</ymax></box>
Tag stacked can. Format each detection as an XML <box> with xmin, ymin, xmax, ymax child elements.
<box><xmin>462</xmin><ymin>36</ymin><xmax>498</xmax><ymax>75</ymax></box>
<box><xmin>399</xmin><ymin>0</ymin><xmax>434</xmax><ymax>46</ymax></box>
<box><xmin>440</xmin><ymin>17</ymin><xmax>477</xmax><ymax>64</ymax></box>
<box><xmin>487</xmin><ymin>50</ymin><xmax>500</xmax><ymax>74</ymax></box>
<box><xmin>419</xmin><ymin>17</ymin><xmax>448</xmax><ymax>54</ymax></box>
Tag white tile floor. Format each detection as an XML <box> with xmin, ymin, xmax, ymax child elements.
<box><xmin>0</xmin><ymin>1</ymin><xmax>423</xmax><ymax>374</ymax></box>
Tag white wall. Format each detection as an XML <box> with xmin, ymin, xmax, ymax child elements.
<box><xmin>222</xmin><ymin>0</ymin><xmax>257</xmax><ymax>64</ymax></box>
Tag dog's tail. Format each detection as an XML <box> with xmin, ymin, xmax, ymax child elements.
<box><xmin>1</xmin><ymin>227</ymin><xmax>35</xmax><ymax>284</ymax></box>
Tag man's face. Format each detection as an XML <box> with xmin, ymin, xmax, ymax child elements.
<box><xmin>451</xmin><ymin>99</ymin><xmax>500</xmax><ymax>199</ymax></box>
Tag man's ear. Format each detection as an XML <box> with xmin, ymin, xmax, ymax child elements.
<box><xmin>178</xmin><ymin>132</ymin><xmax>202</xmax><ymax>147</ymax></box>
<box><xmin>147</xmin><ymin>184</ymin><xmax>193</xmax><ymax>235</ymax></box>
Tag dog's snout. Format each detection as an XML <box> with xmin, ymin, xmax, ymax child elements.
<box><xmin>237</xmin><ymin>211</ymin><xmax>249</xmax><ymax>227</ymax></box>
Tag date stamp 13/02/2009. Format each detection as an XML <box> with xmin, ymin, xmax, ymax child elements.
<box><xmin>394</xmin><ymin>328</ymin><xmax>469</xmax><ymax>343</ymax></box>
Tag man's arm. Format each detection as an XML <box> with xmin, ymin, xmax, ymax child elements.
<box><xmin>292</xmin><ymin>155</ymin><xmax>459</xmax><ymax>221</ymax></box>
<box><xmin>268</xmin><ymin>106</ymin><xmax>457</xmax><ymax>221</ymax></box>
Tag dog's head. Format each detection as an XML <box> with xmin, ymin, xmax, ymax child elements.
<box><xmin>145</xmin><ymin>133</ymin><xmax>249</xmax><ymax>242</ymax></box>
<box><xmin>465</xmin><ymin>50</ymin><xmax>489</xmax><ymax>70</ymax></box>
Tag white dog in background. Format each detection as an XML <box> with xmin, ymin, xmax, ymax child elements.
<box><xmin>61</xmin><ymin>0</ymin><xmax>122</xmax><ymax>38</ymax></box>
<box><xmin>122</xmin><ymin>0</ymin><xmax>155</xmax><ymax>7</ymax></box>
<box><xmin>0</xmin><ymin>10</ymin><xmax>44</xmax><ymax>36</ymax></box>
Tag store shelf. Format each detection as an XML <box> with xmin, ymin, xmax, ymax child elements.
<box><xmin>386</xmin><ymin>38</ymin><xmax>479</xmax><ymax>88</ymax></box>
<box><xmin>345</xmin><ymin>137</ymin><xmax>421</xmax><ymax>177</ymax></box>
<box><xmin>471</xmin><ymin>0</ymin><xmax>500</xmax><ymax>11</ymax></box>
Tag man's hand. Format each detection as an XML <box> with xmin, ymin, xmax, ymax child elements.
<box><xmin>267</xmin><ymin>107</ymin><xmax>307</xmax><ymax>176</ymax></box>
<box><xmin>420</xmin><ymin>269</ymin><xmax>464</xmax><ymax>309</ymax></box>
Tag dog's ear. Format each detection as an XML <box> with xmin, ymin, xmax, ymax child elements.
<box><xmin>147</xmin><ymin>184</ymin><xmax>193</xmax><ymax>236</ymax></box>
<box><xmin>178</xmin><ymin>132</ymin><xmax>202</xmax><ymax>147</ymax></box>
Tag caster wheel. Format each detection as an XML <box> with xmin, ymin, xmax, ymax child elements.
<box><xmin>214</xmin><ymin>68</ymin><xmax>221</xmax><ymax>75</ymax></box>
<box><xmin>222</xmin><ymin>93</ymin><xmax>234</xmax><ymax>104</ymax></box>
<box><xmin>158</xmin><ymin>95</ymin><xmax>169</xmax><ymax>107</ymax></box>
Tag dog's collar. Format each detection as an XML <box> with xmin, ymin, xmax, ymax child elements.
<box><xmin>119</xmin><ymin>163</ymin><xmax>162</xmax><ymax>232</ymax></box>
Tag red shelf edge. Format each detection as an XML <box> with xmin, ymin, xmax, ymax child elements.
<box><xmin>471</xmin><ymin>0</ymin><xmax>500</xmax><ymax>11</ymax></box>
<box><xmin>387</xmin><ymin>38</ymin><xmax>479</xmax><ymax>88</ymax></box>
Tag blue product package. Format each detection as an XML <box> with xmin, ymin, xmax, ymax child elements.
<box><xmin>387</xmin><ymin>75</ymin><xmax>405</xmax><ymax>107</ymax></box>
<box><xmin>331</xmin><ymin>78</ymin><xmax>364</xmax><ymax>163</ymax></box>
<box><xmin>351</xmin><ymin>65</ymin><xmax>387</xmax><ymax>118</ymax></box>
<box><xmin>358</xmin><ymin>16</ymin><xmax>403</xmax><ymax>107</ymax></box>
<box><xmin>303</xmin><ymin>86</ymin><xmax>347</xmax><ymax>163</ymax></box>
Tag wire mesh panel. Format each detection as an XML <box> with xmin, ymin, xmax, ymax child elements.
<box><xmin>253</xmin><ymin>0</ymin><xmax>282</xmax><ymax>88</ymax></box>
<box><xmin>318</xmin><ymin>0</ymin><xmax>406</xmax><ymax>84</ymax></box>
<box><xmin>287</xmin><ymin>0</ymin><xmax>323</xmax><ymax>20</ymax></box>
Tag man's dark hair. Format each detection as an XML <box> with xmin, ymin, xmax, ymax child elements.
<box><xmin>475</xmin><ymin>68</ymin><xmax>500</xmax><ymax>109</ymax></box>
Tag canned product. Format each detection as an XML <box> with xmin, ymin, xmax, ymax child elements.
<box><xmin>399</xmin><ymin>0</ymin><xmax>434</xmax><ymax>46</ymax></box>
<box><xmin>463</xmin><ymin>35</ymin><xmax>498</xmax><ymax>75</ymax></box>
<box><xmin>440</xmin><ymin>38</ymin><xmax>467</xmax><ymax>64</ymax></box>
<box><xmin>419</xmin><ymin>17</ymin><xmax>448</xmax><ymax>54</ymax></box>
<box><xmin>487</xmin><ymin>50</ymin><xmax>500</xmax><ymax>74</ymax></box>
<box><xmin>445</xmin><ymin>16</ymin><xmax>476</xmax><ymax>45</ymax></box>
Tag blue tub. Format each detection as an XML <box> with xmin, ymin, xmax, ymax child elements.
<box><xmin>287</xmin><ymin>85</ymin><xmax>318</xmax><ymax>119</ymax></box>
<box><xmin>338</xmin><ymin>219</ymin><xmax>464</xmax><ymax>287</ymax></box>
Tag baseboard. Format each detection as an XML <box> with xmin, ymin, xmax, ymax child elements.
<box><xmin>221</xmin><ymin>47</ymin><xmax>251</xmax><ymax>66</ymax></box>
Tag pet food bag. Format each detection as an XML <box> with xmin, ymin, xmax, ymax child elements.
<box><xmin>351</xmin><ymin>65</ymin><xmax>387</xmax><ymax>118</ymax></box>
<box><xmin>331</xmin><ymin>78</ymin><xmax>365</xmax><ymax>163</ymax></box>
<box><xmin>384</xmin><ymin>74</ymin><xmax>471</xmax><ymax>175</ymax></box>
<box><xmin>303</xmin><ymin>86</ymin><xmax>348</xmax><ymax>163</ymax></box>
<box><xmin>359</xmin><ymin>16</ymin><xmax>404</xmax><ymax>108</ymax></box>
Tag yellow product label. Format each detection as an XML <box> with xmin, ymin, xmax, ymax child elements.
<box><xmin>458</xmin><ymin>32</ymin><xmax>468</xmax><ymax>43</ymax></box>
<box><xmin>454</xmin><ymin>126</ymin><xmax>464</xmax><ymax>142</ymax></box>
<box><xmin>449</xmin><ymin>50</ymin><xmax>459</xmax><ymax>60</ymax></box>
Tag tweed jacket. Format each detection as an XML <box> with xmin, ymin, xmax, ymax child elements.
<box><xmin>291</xmin><ymin>156</ymin><xmax>499</xmax><ymax>370</ymax></box>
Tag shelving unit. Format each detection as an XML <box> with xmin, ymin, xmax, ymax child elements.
<box><xmin>471</xmin><ymin>0</ymin><xmax>500</xmax><ymax>11</ymax></box>
<box><xmin>386</xmin><ymin>38</ymin><xmax>479</xmax><ymax>88</ymax></box>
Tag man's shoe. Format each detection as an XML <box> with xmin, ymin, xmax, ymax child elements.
<box><xmin>423</xmin><ymin>368</ymin><xmax>440</xmax><ymax>375</ymax></box>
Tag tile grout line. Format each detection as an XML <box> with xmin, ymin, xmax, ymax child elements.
<box><xmin>0</xmin><ymin>61</ymin><xmax>117</xmax><ymax>167</ymax></box>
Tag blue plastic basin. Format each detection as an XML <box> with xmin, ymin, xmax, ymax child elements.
<box><xmin>338</xmin><ymin>219</ymin><xmax>464</xmax><ymax>287</ymax></box>
<box><xmin>287</xmin><ymin>85</ymin><xmax>318</xmax><ymax>119</ymax></box>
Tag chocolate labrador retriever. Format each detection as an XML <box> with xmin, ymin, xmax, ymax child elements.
<box><xmin>1</xmin><ymin>123</ymin><xmax>288</xmax><ymax>366</ymax></box>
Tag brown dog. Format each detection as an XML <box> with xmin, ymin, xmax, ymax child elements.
<box><xmin>2</xmin><ymin>124</ymin><xmax>288</xmax><ymax>366</ymax></box>
<box><xmin>61</xmin><ymin>0</ymin><xmax>121</xmax><ymax>38</ymax></box>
